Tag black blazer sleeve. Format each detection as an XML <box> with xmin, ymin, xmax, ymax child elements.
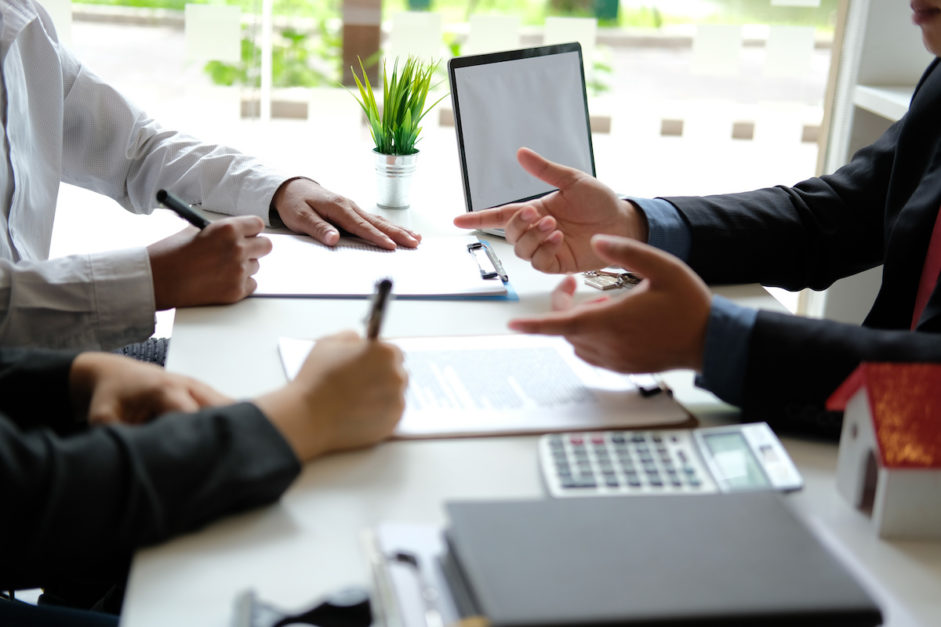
<box><xmin>0</xmin><ymin>348</ymin><xmax>83</xmax><ymax>432</ymax></box>
<box><xmin>0</xmin><ymin>401</ymin><xmax>301</xmax><ymax>589</ymax></box>
<box><xmin>740</xmin><ymin>312</ymin><xmax>941</xmax><ymax>436</ymax></box>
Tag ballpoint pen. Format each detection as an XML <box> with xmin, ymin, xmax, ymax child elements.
<box><xmin>156</xmin><ymin>189</ymin><xmax>211</xmax><ymax>229</ymax></box>
<box><xmin>365</xmin><ymin>278</ymin><xmax>393</xmax><ymax>340</ymax></box>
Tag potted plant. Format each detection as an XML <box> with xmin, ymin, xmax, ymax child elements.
<box><xmin>349</xmin><ymin>55</ymin><xmax>447</xmax><ymax>208</ymax></box>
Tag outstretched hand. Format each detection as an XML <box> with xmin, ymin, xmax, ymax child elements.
<box><xmin>453</xmin><ymin>147</ymin><xmax>648</xmax><ymax>273</ymax></box>
<box><xmin>70</xmin><ymin>353</ymin><xmax>232</xmax><ymax>425</ymax></box>
<box><xmin>508</xmin><ymin>235</ymin><xmax>712</xmax><ymax>373</ymax></box>
<box><xmin>272</xmin><ymin>178</ymin><xmax>422</xmax><ymax>250</ymax></box>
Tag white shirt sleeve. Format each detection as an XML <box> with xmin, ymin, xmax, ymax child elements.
<box><xmin>0</xmin><ymin>247</ymin><xmax>156</xmax><ymax>350</ymax></box>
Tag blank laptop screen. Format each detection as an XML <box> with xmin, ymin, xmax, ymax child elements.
<box><xmin>448</xmin><ymin>43</ymin><xmax>596</xmax><ymax>214</ymax></box>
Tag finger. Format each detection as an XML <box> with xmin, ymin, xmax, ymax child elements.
<box><xmin>452</xmin><ymin>204</ymin><xmax>526</xmax><ymax>230</ymax></box>
<box><xmin>225</xmin><ymin>216</ymin><xmax>266</xmax><ymax>237</ymax></box>
<box><xmin>359</xmin><ymin>212</ymin><xmax>420</xmax><ymax>248</ymax></box>
<box><xmin>244</xmin><ymin>258</ymin><xmax>261</xmax><ymax>276</ymax></box>
<box><xmin>313</xmin><ymin>201</ymin><xmax>397</xmax><ymax>250</ymax></box>
<box><xmin>517</xmin><ymin>147</ymin><xmax>582</xmax><ymax>191</ymax></box>
<box><xmin>87</xmin><ymin>401</ymin><xmax>120</xmax><ymax>425</ymax></box>
<box><xmin>187</xmin><ymin>381</ymin><xmax>234</xmax><ymax>407</ymax></box>
<box><xmin>294</xmin><ymin>209</ymin><xmax>342</xmax><ymax>246</ymax></box>
<box><xmin>507</xmin><ymin>310</ymin><xmax>581</xmax><ymax>336</ymax></box>
<box><xmin>503</xmin><ymin>206</ymin><xmax>549</xmax><ymax>243</ymax></box>
<box><xmin>550</xmin><ymin>275</ymin><xmax>578</xmax><ymax>311</ymax></box>
<box><xmin>590</xmin><ymin>235</ymin><xmax>684</xmax><ymax>288</ymax></box>
<box><xmin>243</xmin><ymin>235</ymin><xmax>273</xmax><ymax>259</ymax></box>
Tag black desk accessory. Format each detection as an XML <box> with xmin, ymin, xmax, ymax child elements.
<box><xmin>441</xmin><ymin>493</ymin><xmax>882</xmax><ymax>626</ymax></box>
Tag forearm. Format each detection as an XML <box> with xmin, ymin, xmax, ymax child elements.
<box><xmin>0</xmin><ymin>402</ymin><xmax>300</xmax><ymax>589</ymax></box>
<box><xmin>0</xmin><ymin>251</ymin><xmax>155</xmax><ymax>350</ymax></box>
<box><xmin>0</xmin><ymin>348</ymin><xmax>80</xmax><ymax>431</ymax></box>
<box><xmin>61</xmin><ymin>58</ymin><xmax>289</xmax><ymax>224</ymax></box>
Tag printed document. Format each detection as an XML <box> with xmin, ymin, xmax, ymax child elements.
<box><xmin>253</xmin><ymin>234</ymin><xmax>507</xmax><ymax>298</ymax></box>
<box><xmin>278</xmin><ymin>334</ymin><xmax>690</xmax><ymax>438</ymax></box>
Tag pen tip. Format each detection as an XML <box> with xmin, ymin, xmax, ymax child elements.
<box><xmin>156</xmin><ymin>189</ymin><xmax>168</xmax><ymax>202</ymax></box>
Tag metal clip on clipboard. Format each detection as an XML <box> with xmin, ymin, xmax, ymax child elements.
<box><xmin>467</xmin><ymin>242</ymin><xmax>508</xmax><ymax>282</ymax></box>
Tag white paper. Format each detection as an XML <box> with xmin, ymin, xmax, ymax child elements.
<box><xmin>279</xmin><ymin>334</ymin><xmax>688</xmax><ymax>438</ymax></box>
<box><xmin>253</xmin><ymin>234</ymin><xmax>507</xmax><ymax>298</ymax></box>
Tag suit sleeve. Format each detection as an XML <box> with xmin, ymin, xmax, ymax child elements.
<box><xmin>0</xmin><ymin>402</ymin><xmax>301</xmax><ymax>589</ymax></box>
<box><xmin>741</xmin><ymin>311</ymin><xmax>941</xmax><ymax>437</ymax></box>
<box><xmin>661</xmin><ymin>119</ymin><xmax>900</xmax><ymax>291</ymax></box>
<box><xmin>0</xmin><ymin>348</ymin><xmax>83</xmax><ymax>431</ymax></box>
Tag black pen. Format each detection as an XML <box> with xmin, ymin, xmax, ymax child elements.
<box><xmin>156</xmin><ymin>189</ymin><xmax>211</xmax><ymax>229</ymax></box>
<box><xmin>365</xmin><ymin>278</ymin><xmax>393</xmax><ymax>340</ymax></box>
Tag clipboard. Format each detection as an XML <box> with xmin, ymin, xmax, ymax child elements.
<box><xmin>252</xmin><ymin>234</ymin><xmax>515</xmax><ymax>300</ymax></box>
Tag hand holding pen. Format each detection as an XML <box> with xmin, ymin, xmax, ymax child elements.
<box><xmin>147</xmin><ymin>190</ymin><xmax>272</xmax><ymax>309</ymax></box>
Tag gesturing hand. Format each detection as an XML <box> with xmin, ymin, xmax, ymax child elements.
<box><xmin>508</xmin><ymin>235</ymin><xmax>712</xmax><ymax>374</ymax></box>
<box><xmin>147</xmin><ymin>216</ymin><xmax>272</xmax><ymax>309</ymax></box>
<box><xmin>271</xmin><ymin>178</ymin><xmax>422</xmax><ymax>250</ymax></box>
<box><xmin>70</xmin><ymin>353</ymin><xmax>232</xmax><ymax>425</ymax></box>
<box><xmin>453</xmin><ymin>147</ymin><xmax>648</xmax><ymax>273</ymax></box>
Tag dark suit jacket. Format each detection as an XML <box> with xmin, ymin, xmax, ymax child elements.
<box><xmin>0</xmin><ymin>348</ymin><xmax>300</xmax><ymax>590</ymax></box>
<box><xmin>664</xmin><ymin>58</ymin><xmax>941</xmax><ymax>432</ymax></box>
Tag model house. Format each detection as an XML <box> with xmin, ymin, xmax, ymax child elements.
<box><xmin>828</xmin><ymin>362</ymin><xmax>941</xmax><ymax>539</ymax></box>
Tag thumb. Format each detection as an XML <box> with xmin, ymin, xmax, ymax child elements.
<box><xmin>517</xmin><ymin>147</ymin><xmax>581</xmax><ymax>191</ymax></box>
<box><xmin>550</xmin><ymin>275</ymin><xmax>579</xmax><ymax>311</ymax></box>
<box><xmin>590</xmin><ymin>235</ymin><xmax>686</xmax><ymax>288</ymax></box>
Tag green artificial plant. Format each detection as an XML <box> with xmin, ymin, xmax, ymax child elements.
<box><xmin>350</xmin><ymin>56</ymin><xmax>447</xmax><ymax>155</ymax></box>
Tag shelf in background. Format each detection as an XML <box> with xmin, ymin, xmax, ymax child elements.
<box><xmin>853</xmin><ymin>85</ymin><xmax>914</xmax><ymax>122</ymax></box>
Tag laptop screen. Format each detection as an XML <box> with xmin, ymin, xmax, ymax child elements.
<box><xmin>448</xmin><ymin>43</ymin><xmax>596</xmax><ymax>215</ymax></box>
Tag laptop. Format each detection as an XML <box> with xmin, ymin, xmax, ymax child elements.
<box><xmin>448</xmin><ymin>43</ymin><xmax>596</xmax><ymax>236</ymax></box>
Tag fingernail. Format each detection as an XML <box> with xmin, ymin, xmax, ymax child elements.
<box><xmin>520</xmin><ymin>207</ymin><xmax>537</xmax><ymax>222</ymax></box>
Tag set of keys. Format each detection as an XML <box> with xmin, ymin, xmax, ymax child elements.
<box><xmin>582</xmin><ymin>269</ymin><xmax>642</xmax><ymax>291</ymax></box>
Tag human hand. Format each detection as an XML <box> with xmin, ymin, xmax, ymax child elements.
<box><xmin>271</xmin><ymin>178</ymin><xmax>422</xmax><ymax>250</ymax></box>
<box><xmin>70</xmin><ymin>352</ymin><xmax>232</xmax><ymax>425</ymax></box>
<box><xmin>508</xmin><ymin>235</ymin><xmax>711</xmax><ymax>373</ymax></box>
<box><xmin>254</xmin><ymin>331</ymin><xmax>408</xmax><ymax>461</ymax></box>
<box><xmin>147</xmin><ymin>216</ymin><xmax>272</xmax><ymax>309</ymax></box>
<box><xmin>453</xmin><ymin>147</ymin><xmax>649</xmax><ymax>273</ymax></box>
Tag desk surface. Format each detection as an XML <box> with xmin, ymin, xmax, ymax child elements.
<box><xmin>121</xmin><ymin>192</ymin><xmax>941</xmax><ymax>627</ymax></box>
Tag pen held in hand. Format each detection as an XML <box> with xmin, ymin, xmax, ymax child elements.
<box><xmin>365</xmin><ymin>278</ymin><xmax>393</xmax><ymax>340</ymax></box>
<box><xmin>156</xmin><ymin>189</ymin><xmax>211</xmax><ymax>229</ymax></box>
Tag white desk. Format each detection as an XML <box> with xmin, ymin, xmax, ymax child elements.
<box><xmin>120</xmin><ymin>179</ymin><xmax>941</xmax><ymax>627</ymax></box>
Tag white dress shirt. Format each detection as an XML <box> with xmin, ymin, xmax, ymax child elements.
<box><xmin>0</xmin><ymin>0</ymin><xmax>288</xmax><ymax>349</ymax></box>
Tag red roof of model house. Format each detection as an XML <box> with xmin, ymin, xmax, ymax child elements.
<box><xmin>827</xmin><ymin>363</ymin><xmax>941</xmax><ymax>469</ymax></box>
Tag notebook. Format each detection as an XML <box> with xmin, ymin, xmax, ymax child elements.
<box><xmin>448</xmin><ymin>43</ymin><xmax>596</xmax><ymax>235</ymax></box>
<box><xmin>440</xmin><ymin>494</ymin><xmax>883</xmax><ymax>626</ymax></box>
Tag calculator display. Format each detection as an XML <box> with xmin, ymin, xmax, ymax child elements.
<box><xmin>701</xmin><ymin>432</ymin><xmax>770</xmax><ymax>489</ymax></box>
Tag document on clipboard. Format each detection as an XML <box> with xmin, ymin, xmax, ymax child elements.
<box><xmin>253</xmin><ymin>234</ymin><xmax>511</xmax><ymax>299</ymax></box>
<box><xmin>278</xmin><ymin>334</ymin><xmax>693</xmax><ymax>439</ymax></box>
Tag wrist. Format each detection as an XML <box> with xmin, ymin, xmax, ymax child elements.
<box><xmin>620</xmin><ymin>198</ymin><xmax>650</xmax><ymax>242</ymax></box>
<box><xmin>254</xmin><ymin>386</ymin><xmax>327</xmax><ymax>462</ymax></box>
<box><xmin>270</xmin><ymin>176</ymin><xmax>318</xmax><ymax>223</ymax></box>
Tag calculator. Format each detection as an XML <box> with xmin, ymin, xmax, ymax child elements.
<box><xmin>539</xmin><ymin>423</ymin><xmax>803</xmax><ymax>497</ymax></box>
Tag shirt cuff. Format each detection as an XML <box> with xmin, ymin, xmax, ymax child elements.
<box><xmin>694</xmin><ymin>295</ymin><xmax>758</xmax><ymax>407</ymax></box>
<box><xmin>90</xmin><ymin>248</ymin><xmax>157</xmax><ymax>348</ymax></box>
<box><xmin>627</xmin><ymin>197</ymin><xmax>691</xmax><ymax>261</ymax></box>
